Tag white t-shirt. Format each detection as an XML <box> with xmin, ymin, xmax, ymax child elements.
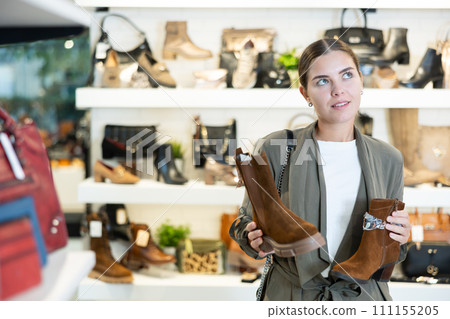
<box><xmin>317</xmin><ymin>140</ymin><xmax>361</xmax><ymax>278</ymax></box>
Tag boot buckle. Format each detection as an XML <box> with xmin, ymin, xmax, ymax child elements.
<box><xmin>362</xmin><ymin>212</ymin><xmax>386</xmax><ymax>230</ymax></box>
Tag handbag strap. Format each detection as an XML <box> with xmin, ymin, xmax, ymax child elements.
<box><xmin>99</xmin><ymin>13</ymin><xmax>146</xmax><ymax>43</ymax></box>
<box><xmin>256</xmin><ymin>129</ymin><xmax>295</xmax><ymax>301</ymax></box>
<box><xmin>340</xmin><ymin>8</ymin><xmax>368</xmax><ymax>29</ymax></box>
<box><xmin>0</xmin><ymin>107</ymin><xmax>17</xmax><ymax>133</ymax></box>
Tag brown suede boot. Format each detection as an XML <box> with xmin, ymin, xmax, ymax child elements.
<box><xmin>122</xmin><ymin>223</ymin><xmax>176</xmax><ymax>270</ymax></box>
<box><xmin>87</xmin><ymin>212</ymin><xmax>133</xmax><ymax>283</ymax></box>
<box><xmin>331</xmin><ymin>198</ymin><xmax>405</xmax><ymax>284</ymax></box>
<box><xmin>234</xmin><ymin>148</ymin><xmax>325</xmax><ymax>257</ymax></box>
<box><xmin>163</xmin><ymin>21</ymin><xmax>212</xmax><ymax>60</ymax></box>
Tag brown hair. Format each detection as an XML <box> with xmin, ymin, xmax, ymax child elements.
<box><xmin>297</xmin><ymin>39</ymin><xmax>360</xmax><ymax>90</ymax></box>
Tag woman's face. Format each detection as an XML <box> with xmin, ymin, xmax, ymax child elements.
<box><xmin>300</xmin><ymin>50</ymin><xmax>363</xmax><ymax>127</ymax></box>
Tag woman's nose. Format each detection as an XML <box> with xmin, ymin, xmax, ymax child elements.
<box><xmin>331</xmin><ymin>84</ymin><xmax>344</xmax><ymax>96</ymax></box>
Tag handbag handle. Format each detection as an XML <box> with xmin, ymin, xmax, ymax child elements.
<box><xmin>0</xmin><ymin>106</ymin><xmax>17</xmax><ymax>133</ymax></box>
<box><xmin>99</xmin><ymin>13</ymin><xmax>146</xmax><ymax>43</ymax></box>
<box><xmin>340</xmin><ymin>8</ymin><xmax>368</xmax><ymax>29</ymax></box>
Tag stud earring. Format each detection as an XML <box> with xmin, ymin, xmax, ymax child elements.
<box><xmin>308</xmin><ymin>102</ymin><xmax>313</xmax><ymax>107</ymax></box>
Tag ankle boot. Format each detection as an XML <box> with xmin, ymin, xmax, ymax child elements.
<box><xmin>122</xmin><ymin>223</ymin><xmax>176</xmax><ymax>270</ymax></box>
<box><xmin>331</xmin><ymin>198</ymin><xmax>405</xmax><ymax>283</ymax></box>
<box><xmin>388</xmin><ymin>108</ymin><xmax>442</xmax><ymax>185</ymax></box>
<box><xmin>86</xmin><ymin>212</ymin><xmax>133</xmax><ymax>283</ymax></box>
<box><xmin>204</xmin><ymin>157</ymin><xmax>239</xmax><ymax>186</ymax></box>
<box><xmin>399</xmin><ymin>48</ymin><xmax>444</xmax><ymax>88</ymax></box>
<box><xmin>232</xmin><ymin>40</ymin><xmax>258</xmax><ymax>89</ymax></box>
<box><xmin>154</xmin><ymin>144</ymin><xmax>188</xmax><ymax>185</ymax></box>
<box><xmin>163</xmin><ymin>21</ymin><xmax>212</xmax><ymax>60</ymax></box>
<box><xmin>234</xmin><ymin>148</ymin><xmax>326</xmax><ymax>257</ymax></box>
<box><xmin>369</xmin><ymin>28</ymin><xmax>410</xmax><ymax>65</ymax></box>
<box><xmin>101</xmin><ymin>204</ymin><xmax>131</xmax><ymax>241</ymax></box>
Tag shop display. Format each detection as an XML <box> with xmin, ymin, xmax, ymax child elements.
<box><xmin>93</xmin><ymin>160</ymin><xmax>140</xmax><ymax>184</ymax></box>
<box><xmin>231</xmin><ymin>40</ymin><xmax>259</xmax><ymax>89</ymax></box>
<box><xmin>122</xmin><ymin>223</ymin><xmax>176</xmax><ymax>270</ymax></box>
<box><xmin>176</xmin><ymin>239</ymin><xmax>226</xmax><ymax>274</ymax></box>
<box><xmin>332</xmin><ymin>199</ymin><xmax>405</xmax><ymax>283</ymax></box>
<box><xmin>399</xmin><ymin>48</ymin><xmax>444</xmax><ymax>88</ymax></box>
<box><xmin>324</xmin><ymin>9</ymin><xmax>385</xmax><ymax>64</ymax></box>
<box><xmin>401</xmin><ymin>242</ymin><xmax>450</xmax><ymax>278</ymax></box>
<box><xmin>418</xmin><ymin>126</ymin><xmax>450</xmax><ymax>179</ymax></box>
<box><xmin>0</xmin><ymin>107</ymin><xmax>68</xmax><ymax>253</ymax></box>
<box><xmin>234</xmin><ymin>147</ymin><xmax>326</xmax><ymax>258</ymax></box>
<box><xmin>85</xmin><ymin>211</ymin><xmax>134</xmax><ymax>283</ymax></box>
<box><xmin>88</xmin><ymin>13</ymin><xmax>176</xmax><ymax>88</ymax></box>
<box><xmin>204</xmin><ymin>157</ymin><xmax>239</xmax><ymax>186</ymax></box>
<box><xmin>409</xmin><ymin>208</ymin><xmax>450</xmax><ymax>243</ymax></box>
<box><xmin>369</xmin><ymin>28</ymin><xmax>410</xmax><ymax>65</ymax></box>
<box><xmin>193</xmin><ymin>68</ymin><xmax>228</xmax><ymax>89</ymax></box>
<box><xmin>0</xmin><ymin>218</ymin><xmax>42</xmax><ymax>300</ymax></box>
<box><xmin>193</xmin><ymin>116</ymin><xmax>236</xmax><ymax>168</ymax></box>
<box><xmin>103</xmin><ymin>204</ymin><xmax>131</xmax><ymax>241</ymax></box>
<box><xmin>163</xmin><ymin>21</ymin><xmax>212</xmax><ymax>60</ymax></box>
<box><xmin>154</xmin><ymin>143</ymin><xmax>188</xmax><ymax>185</ymax></box>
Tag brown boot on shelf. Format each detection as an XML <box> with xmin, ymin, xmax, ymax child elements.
<box><xmin>234</xmin><ymin>148</ymin><xmax>326</xmax><ymax>257</ymax></box>
<box><xmin>204</xmin><ymin>157</ymin><xmax>239</xmax><ymax>186</ymax></box>
<box><xmin>388</xmin><ymin>108</ymin><xmax>442</xmax><ymax>186</ymax></box>
<box><xmin>86</xmin><ymin>212</ymin><xmax>134</xmax><ymax>283</ymax></box>
<box><xmin>331</xmin><ymin>198</ymin><xmax>405</xmax><ymax>284</ymax></box>
<box><xmin>163</xmin><ymin>21</ymin><xmax>212</xmax><ymax>60</ymax></box>
<box><xmin>93</xmin><ymin>160</ymin><xmax>139</xmax><ymax>184</ymax></box>
<box><xmin>122</xmin><ymin>223</ymin><xmax>176</xmax><ymax>270</ymax></box>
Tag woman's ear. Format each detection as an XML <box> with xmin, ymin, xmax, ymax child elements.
<box><xmin>299</xmin><ymin>86</ymin><xmax>309</xmax><ymax>102</ymax></box>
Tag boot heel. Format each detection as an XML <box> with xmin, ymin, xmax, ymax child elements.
<box><xmin>397</xmin><ymin>52</ymin><xmax>410</xmax><ymax>65</ymax></box>
<box><xmin>94</xmin><ymin>173</ymin><xmax>105</xmax><ymax>182</ymax></box>
<box><xmin>433</xmin><ymin>78</ymin><xmax>443</xmax><ymax>88</ymax></box>
<box><xmin>372</xmin><ymin>263</ymin><xmax>395</xmax><ymax>282</ymax></box>
<box><xmin>163</xmin><ymin>50</ymin><xmax>177</xmax><ymax>60</ymax></box>
<box><xmin>204</xmin><ymin>171</ymin><xmax>215</xmax><ymax>185</ymax></box>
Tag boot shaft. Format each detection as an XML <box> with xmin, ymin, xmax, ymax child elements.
<box><xmin>384</xmin><ymin>28</ymin><xmax>408</xmax><ymax>48</ymax></box>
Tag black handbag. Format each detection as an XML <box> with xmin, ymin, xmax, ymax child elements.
<box><xmin>193</xmin><ymin>116</ymin><xmax>236</xmax><ymax>168</ymax></box>
<box><xmin>401</xmin><ymin>242</ymin><xmax>450</xmax><ymax>278</ymax></box>
<box><xmin>324</xmin><ymin>9</ymin><xmax>384</xmax><ymax>64</ymax></box>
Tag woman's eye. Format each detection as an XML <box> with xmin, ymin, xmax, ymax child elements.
<box><xmin>317</xmin><ymin>78</ymin><xmax>328</xmax><ymax>86</ymax></box>
<box><xmin>343</xmin><ymin>71</ymin><xmax>353</xmax><ymax>79</ymax></box>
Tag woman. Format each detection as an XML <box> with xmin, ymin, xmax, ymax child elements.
<box><xmin>230</xmin><ymin>39</ymin><xmax>411</xmax><ymax>301</ymax></box>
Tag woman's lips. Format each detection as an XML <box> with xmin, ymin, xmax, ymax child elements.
<box><xmin>331</xmin><ymin>101</ymin><xmax>350</xmax><ymax>108</ymax></box>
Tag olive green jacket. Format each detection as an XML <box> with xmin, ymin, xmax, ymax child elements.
<box><xmin>231</xmin><ymin>122</ymin><xmax>406</xmax><ymax>301</ymax></box>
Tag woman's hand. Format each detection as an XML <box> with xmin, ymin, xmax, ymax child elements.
<box><xmin>386</xmin><ymin>209</ymin><xmax>411</xmax><ymax>245</ymax></box>
<box><xmin>246</xmin><ymin>221</ymin><xmax>274</xmax><ymax>258</ymax></box>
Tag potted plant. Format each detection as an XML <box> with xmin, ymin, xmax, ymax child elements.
<box><xmin>169</xmin><ymin>140</ymin><xmax>185</xmax><ymax>173</ymax></box>
<box><xmin>156</xmin><ymin>220</ymin><xmax>191</xmax><ymax>255</ymax></box>
<box><xmin>277</xmin><ymin>48</ymin><xmax>301</xmax><ymax>88</ymax></box>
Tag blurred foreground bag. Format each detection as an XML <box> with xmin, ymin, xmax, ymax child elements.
<box><xmin>402</xmin><ymin>242</ymin><xmax>450</xmax><ymax>278</ymax></box>
<box><xmin>0</xmin><ymin>218</ymin><xmax>42</xmax><ymax>300</ymax></box>
<box><xmin>0</xmin><ymin>107</ymin><xmax>68</xmax><ymax>253</ymax></box>
<box><xmin>176</xmin><ymin>239</ymin><xmax>226</xmax><ymax>274</ymax></box>
<box><xmin>408</xmin><ymin>208</ymin><xmax>450</xmax><ymax>243</ymax></box>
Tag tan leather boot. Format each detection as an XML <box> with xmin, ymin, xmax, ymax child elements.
<box><xmin>163</xmin><ymin>21</ymin><xmax>212</xmax><ymax>60</ymax></box>
<box><xmin>331</xmin><ymin>198</ymin><xmax>405</xmax><ymax>284</ymax></box>
<box><xmin>234</xmin><ymin>148</ymin><xmax>325</xmax><ymax>257</ymax></box>
<box><xmin>87</xmin><ymin>212</ymin><xmax>133</xmax><ymax>283</ymax></box>
<box><xmin>122</xmin><ymin>223</ymin><xmax>176</xmax><ymax>270</ymax></box>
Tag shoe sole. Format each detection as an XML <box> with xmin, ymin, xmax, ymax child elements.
<box><xmin>88</xmin><ymin>270</ymin><xmax>133</xmax><ymax>283</ymax></box>
<box><xmin>260</xmin><ymin>232</ymin><xmax>326</xmax><ymax>258</ymax></box>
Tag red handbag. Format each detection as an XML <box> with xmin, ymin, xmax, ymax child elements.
<box><xmin>0</xmin><ymin>107</ymin><xmax>68</xmax><ymax>252</ymax></box>
<box><xmin>0</xmin><ymin>218</ymin><xmax>42</xmax><ymax>299</ymax></box>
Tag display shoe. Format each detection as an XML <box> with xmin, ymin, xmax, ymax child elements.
<box><xmin>372</xmin><ymin>66</ymin><xmax>399</xmax><ymax>89</ymax></box>
<box><xmin>204</xmin><ymin>157</ymin><xmax>239</xmax><ymax>186</ymax></box>
<box><xmin>93</xmin><ymin>160</ymin><xmax>139</xmax><ymax>184</ymax></box>
<box><xmin>122</xmin><ymin>223</ymin><xmax>176</xmax><ymax>270</ymax></box>
<box><xmin>234</xmin><ymin>148</ymin><xmax>326</xmax><ymax>257</ymax></box>
<box><xmin>154</xmin><ymin>143</ymin><xmax>188</xmax><ymax>185</ymax></box>
<box><xmin>331</xmin><ymin>198</ymin><xmax>405</xmax><ymax>284</ymax></box>
<box><xmin>102</xmin><ymin>50</ymin><xmax>120</xmax><ymax>88</ymax></box>
<box><xmin>86</xmin><ymin>212</ymin><xmax>133</xmax><ymax>283</ymax></box>
<box><xmin>232</xmin><ymin>40</ymin><xmax>258</xmax><ymax>89</ymax></box>
<box><xmin>389</xmin><ymin>108</ymin><xmax>442</xmax><ymax>185</ymax></box>
<box><xmin>137</xmin><ymin>51</ymin><xmax>176</xmax><ymax>88</ymax></box>
<box><xmin>369</xmin><ymin>28</ymin><xmax>410</xmax><ymax>65</ymax></box>
<box><xmin>101</xmin><ymin>204</ymin><xmax>131</xmax><ymax>241</ymax></box>
<box><xmin>193</xmin><ymin>69</ymin><xmax>228</xmax><ymax>89</ymax></box>
<box><xmin>399</xmin><ymin>48</ymin><xmax>444</xmax><ymax>88</ymax></box>
<box><xmin>163</xmin><ymin>21</ymin><xmax>212</xmax><ymax>60</ymax></box>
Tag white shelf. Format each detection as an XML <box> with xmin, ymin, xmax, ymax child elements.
<box><xmin>78</xmin><ymin>177</ymin><xmax>450</xmax><ymax>207</ymax></box>
<box><xmin>78</xmin><ymin>177</ymin><xmax>245</xmax><ymax>205</ymax></box>
<box><xmin>76</xmin><ymin>88</ymin><xmax>450</xmax><ymax>110</ymax></box>
<box><xmin>74</xmin><ymin>0</ymin><xmax>450</xmax><ymax>10</ymax></box>
<box><xmin>10</xmin><ymin>249</ymin><xmax>95</xmax><ymax>301</ymax></box>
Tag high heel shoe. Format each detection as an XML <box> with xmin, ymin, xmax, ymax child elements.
<box><xmin>331</xmin><ymin>198</ymin><xmax>405</xmax><ymax>284</ymax></box>
<box><xmin>399</xmin><ymin>48</ymin><xmax>444</xmax><ymax>88</ymax></box>
<box><xmin>93</xmin><ymin>160</ymin><xmax>139</xmax><ymax>184</ymax></box>
<box><xmin>154</xmin><ymin>144</ymin><xmax>188</xmax><ymax>185</ymax></box>
<box><xmin>204</xmin><ymin>157</ymin><xmax>239</xmax><ymax>186</ymax></box>
<box><xmin>369</xmin><ymin>28</ymin><xmax>410</xmax><ymax>65</ymax></box>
